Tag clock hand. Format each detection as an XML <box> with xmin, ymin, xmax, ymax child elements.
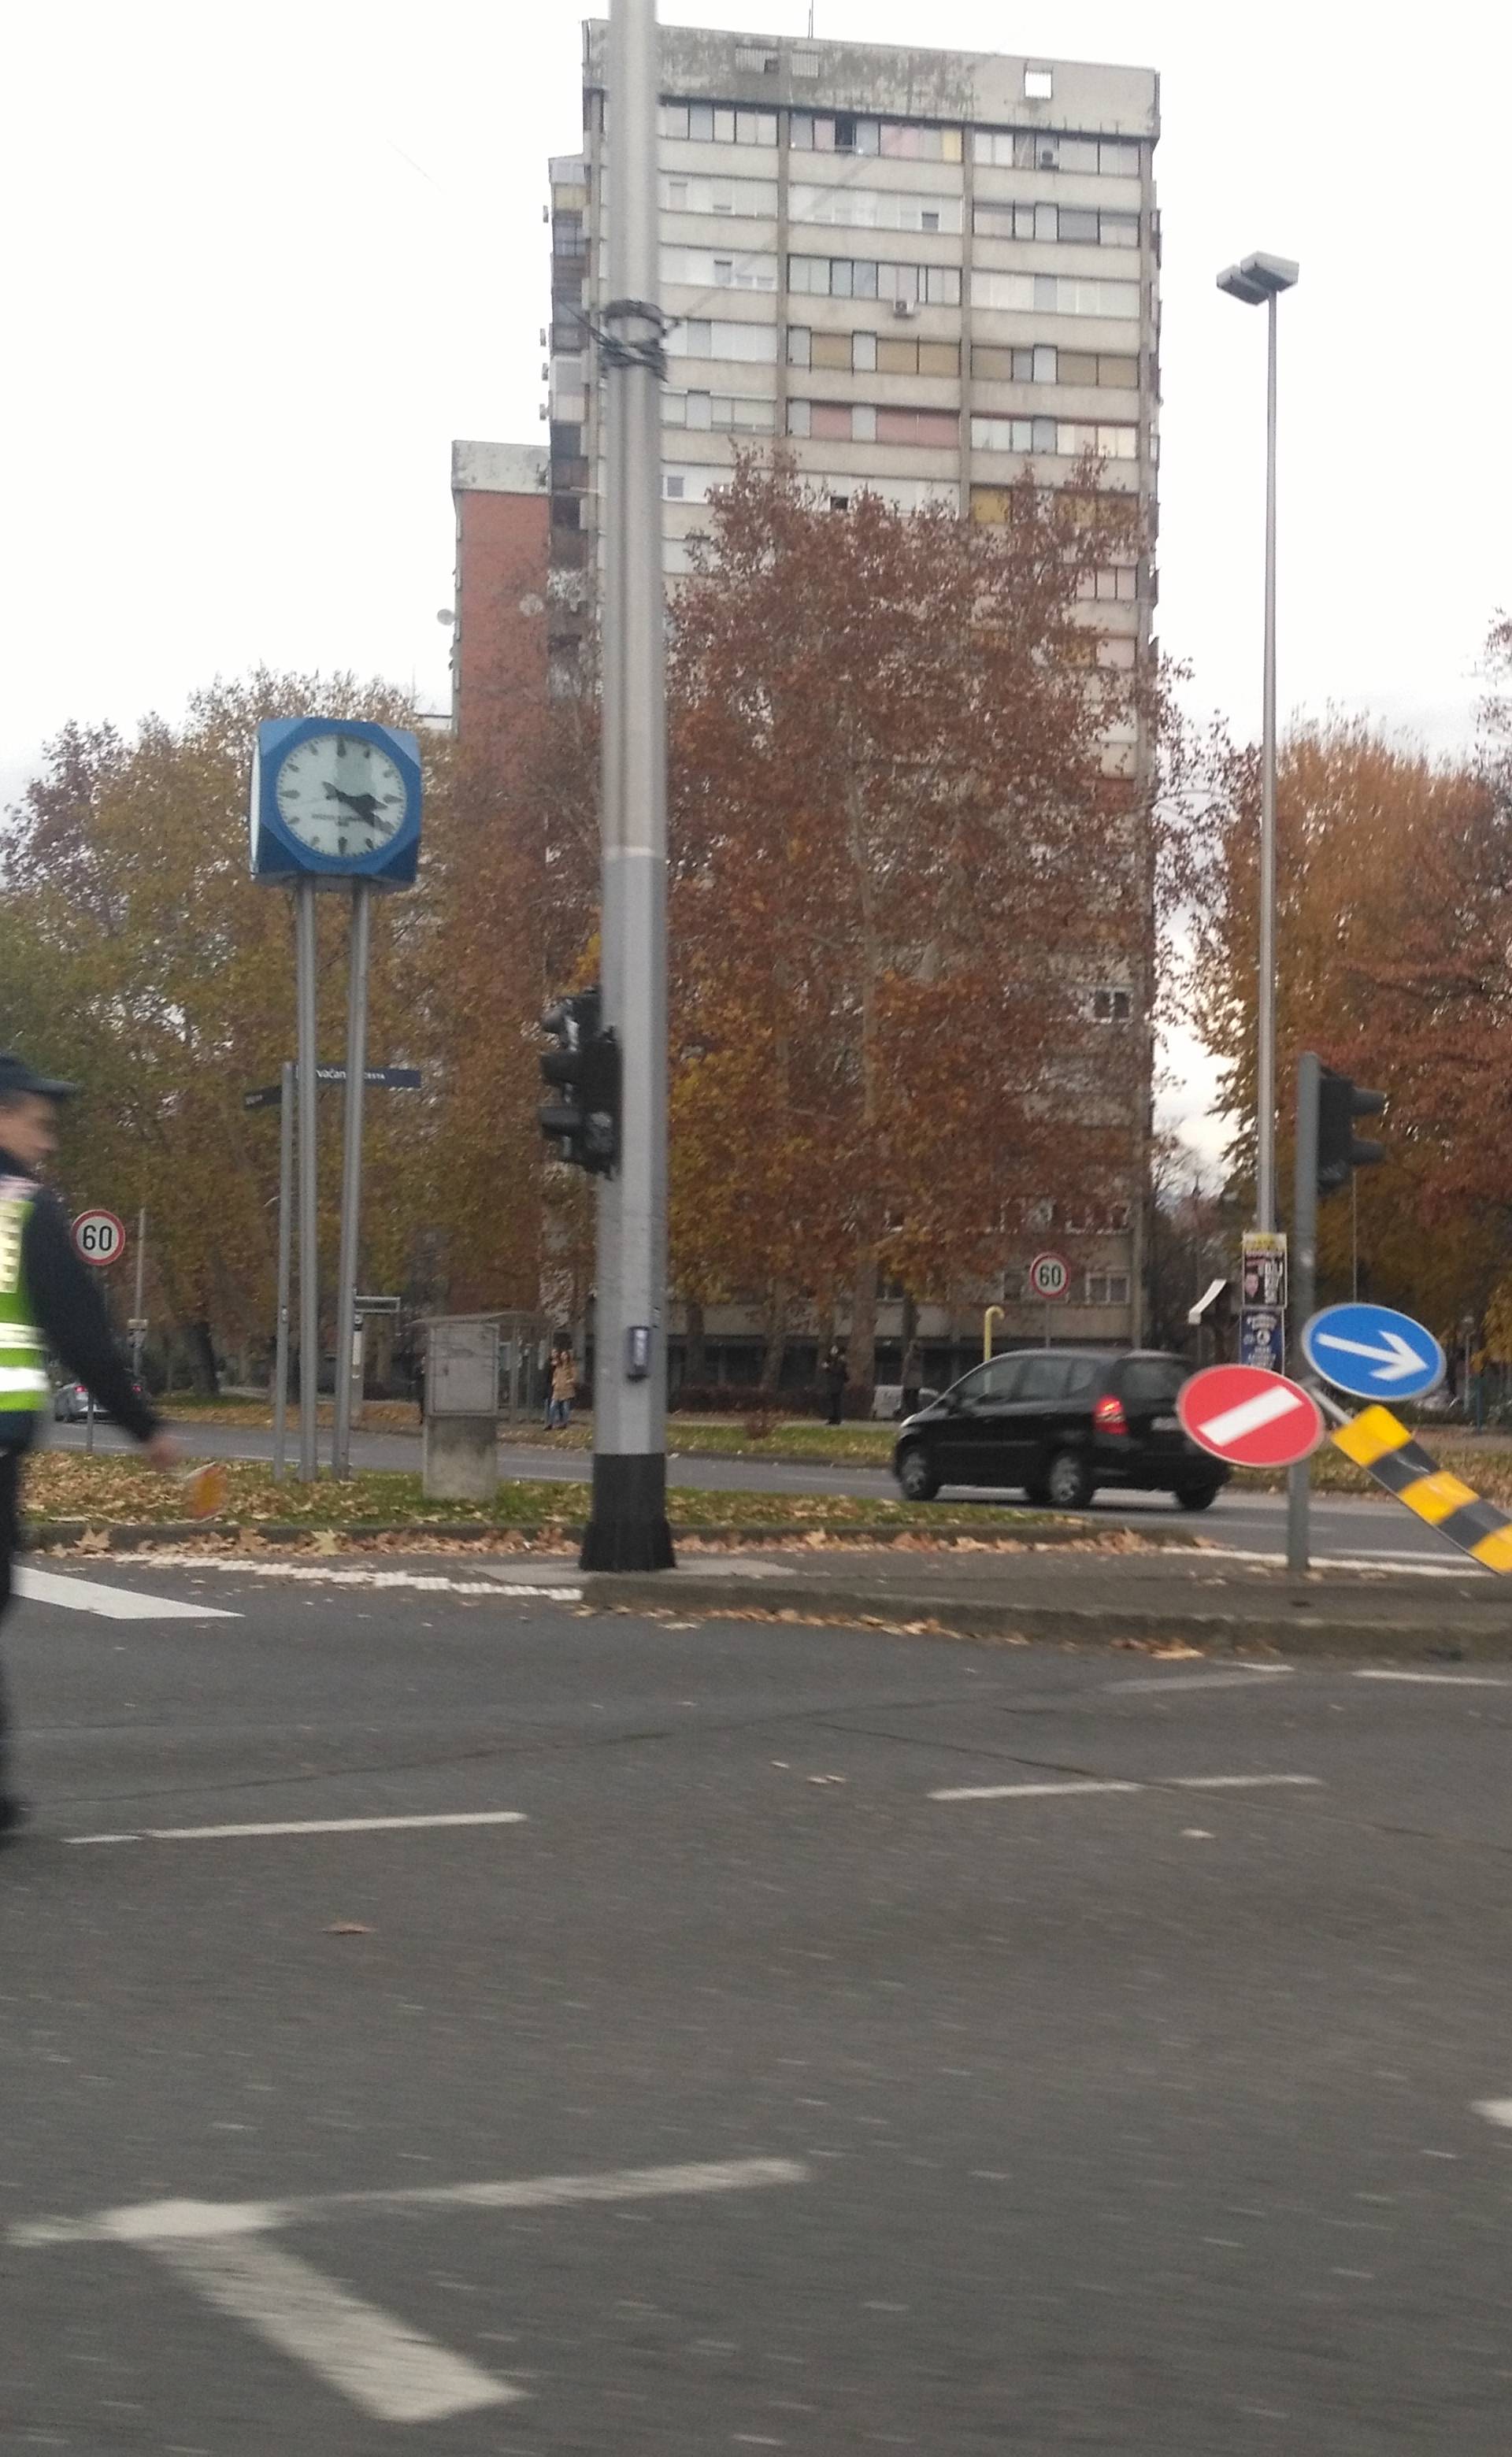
<box><xmin>323</xmin><ymin>785</ymin><xmax>382</xmax><ymax>822</ymax></box>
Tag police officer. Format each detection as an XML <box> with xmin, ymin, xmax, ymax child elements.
<box><xmin>0</xmin><ymin>1054</ymin><xmax>180</xmax><ymax>1845</ymax></box>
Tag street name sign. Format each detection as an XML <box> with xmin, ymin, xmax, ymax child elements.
<box><xmin>1177</xmin><ymin>1364</ymin><xmax>1324</xmax><ymax>1468</ymax></box>
<box><xmin>243</xmin><ymin>1066</ymin><xmax>421</xmax><ymax>1110</ymax></box>
<box><xmin>1301</xmin><ymin>1303</ymin><xmax>1445</xmax><ymax>1403</ymax></box>
<box><xmin>1028</xmin><ymin>1251</ymin><xmax>1071</xmax><ymax>1301</ymax></box>
<box><xmin>70</xmin><ymin>1208</ymin><xmax>126</xmax><ymax>1268</ymax></box>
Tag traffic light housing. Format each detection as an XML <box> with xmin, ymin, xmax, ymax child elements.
<box><xmin>539</xmin><ymin>988</ymin><xmax>621</xmax><ymax>1176</ymax></box>
<box><xmin>1317</xmin><ymin>1065</ymin><xmax>1385</xmax><ymax>1192</ymax></box>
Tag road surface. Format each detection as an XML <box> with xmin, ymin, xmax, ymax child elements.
<box><xmin>4</xmin><ymin>1554</ymin><xmax>1510</xmax><ymax>2449</ymax></box>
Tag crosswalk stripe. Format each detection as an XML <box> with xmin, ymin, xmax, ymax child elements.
<box><xmin>15</xmin><ymin>1566</ymin><xmax>238</xmax><ymax>1620</ymax></box>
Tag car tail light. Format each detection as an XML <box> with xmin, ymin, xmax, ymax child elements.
<box><xmin>1093</xmin><ymin>1393</ymin><xmax>1128</xmax><ymax>1435</ymax></box>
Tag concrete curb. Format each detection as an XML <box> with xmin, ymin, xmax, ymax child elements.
<box><xmin>20</xmin><ymin>1516</ymin><xmax>1211</xmax><ymax>1554</ymax></box>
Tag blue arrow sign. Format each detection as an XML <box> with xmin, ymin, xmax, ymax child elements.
<box><xmin>1301</xmin><ymin>1302</ymin><xmax>1446</xmax><ymax>1402</ymax></box>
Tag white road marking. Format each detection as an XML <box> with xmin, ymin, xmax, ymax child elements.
<box><xmin>13</xmin><ymin>2157</ymin><xmax>812</xmax><ymax>2248</ymax></box>
<box><xmin>87</xmin><ymin>1556</ymin><xmax>584</xmax><ymax>1602</ymax></box>
<box><xmin>931</xmin><ymin>1773</ymin><xmax>1320</xmax><ymax>1803</ymax></box>
<box><xmin>1102</xmin><ymin>1667</ymin><xmax>1294</xmax><ymax>1694</ymax></box>
<box><xmin>1471</xmin><ymin>2099</ymin><xmax>1512</xmax><ymax>2129</ymax></box>
<box><xmin>146</xmin><ymin>2234</ymin><xmax>516</xmax><ymax>2424</ymax></box>
<box><xmin>1193</xmin><ymin>1546</ymin><xmax>1473</xmax><ymax>1579</ymax></box>
<box><xmin>1355</xmin><ymin>1669</ymin><xmax>1512</xmax><ymax>1688</ymax></box>
<box><xmin>14</xmin><ymin>1566</ymin><xmax>238</xmax><ymax>1620</ymax></box>
<box><xmin>67</xmin><ymin>1810</ymin><xmax>527</xmax><ymax>1847</ymax></box>
<box><xmin>1197</xmin><ymin>1385</ymin><xmax>1306</xmax><ymax>1446</ymax></box>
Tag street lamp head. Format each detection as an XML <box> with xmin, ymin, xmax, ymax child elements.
<box><xmin>1217</xmin><ymin>252</ymin><xmax>1299</xmax><ymax>305</ymax></box>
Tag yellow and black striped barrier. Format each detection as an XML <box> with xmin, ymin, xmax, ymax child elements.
<box><xmin>1330</xmin><ymin>1406</ymin><xmax>1512</xmax><ymax>1572</ymax></box>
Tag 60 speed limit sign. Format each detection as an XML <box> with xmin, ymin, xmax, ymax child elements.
<box><xmin>71</xmin><ymin>1208</ymin><xmax>127</xmax><ymax>1268</ymax></box>
<box><xmin>1028</xmin><ymin>1251</ymin><xmax>1072</xmax><ymax>1301</ymax></box>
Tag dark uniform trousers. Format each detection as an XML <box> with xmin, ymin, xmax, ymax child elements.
<box><xmin>0</xmin><ymin>1447</ymin><xmax>20</xmax><ymax>1786</ymax></box>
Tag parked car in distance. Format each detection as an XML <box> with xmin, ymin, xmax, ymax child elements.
<box><xmin>892</xmin><ymin>1348</ymin><xmax>1228</xmax><ymax>1512</ymax></box>
<box><xmin>51</xmin><ymin>1373</ymin><xmax>148</xmax><ymax>1425</ymax></box>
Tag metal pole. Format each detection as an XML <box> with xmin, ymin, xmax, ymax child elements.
<box><xmin>131</xmin><ymin>1208</ymin><xmax>147</xmax><ymax>1380</ymax></box>
<box><xmin>582</xmin><ymin>0</ymin><xmax>674</xmax><ymax>1572</ymax></box>
<box><xmin>295</xmin><ymin>878</ymin><xmax>320</xmax><ymax>1481</ymax></box>
<box><xmin>272</xmin><ymin>1059</ymin><xmax>294</xmax><ymax>1482</ymax></box>
<box><xmin>332</xmin><ymin>880</ymin><xmax>372</xmax><ymax>1480</ymax></box>
<box><xmin>1256</xmin><ymin>289</ymin><xmax>1280</xmax><ymax>1235</ymax></box>
<box><xmin>1285</xmin><ymin>1051</ymin><xmax>1319</xmax><ymax>1576</ymax></box>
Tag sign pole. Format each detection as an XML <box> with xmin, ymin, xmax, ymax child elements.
<box><xmin>332</xmin><ymin>880</ymin><xmax>372</xmax><ymax>1481</ymax></box>
<box><xmin>131</xmin><ymin>1209</ymin><xmax>147</xmax><ymax>1379</ymax></box>
<box><xmin>582</xmin><ymin>0</ymin><xmax>674</xmax><ymax>1573</ymax></box>
<box><xmin>272</xmin><ymin>1059</ymin><xmax>295</xmax><ymax>1482</ymax></box>
<box><xmin>295</xmin><ymin>878</ymin><xmax>320</xmax><ymax>1481</ymax></box>
<box><xmin>1286</xmin><ymin>1052</ymin><xmax>1320</xmax><ymax>1575</ymax></box>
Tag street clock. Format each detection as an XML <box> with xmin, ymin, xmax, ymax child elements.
<box><xmin>249</xmin><ymin>718</ymin><xmax>422</xmax><ymax>886</ymax></box>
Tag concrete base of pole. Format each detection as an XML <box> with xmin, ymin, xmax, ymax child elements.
<box><xmin>581</xmin><ymin>1453</ymin><xmax>676</xmax><ymax>1571</ymax></box>
<box><xmin>422</xmin><ymin>1418</ymin><xmax>498</xmax><ymax>1505</ymax></box>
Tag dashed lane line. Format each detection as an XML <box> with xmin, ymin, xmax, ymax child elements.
<box><xmin>931</xmin><ymin>1772</ymin><xmax>1322</xmax><ymax>1804</ymax></box>
<box><xmin>1355</xmin><ymin>1669</ymin><xmax>1512</xmax><ymax>1688</ymax></box>
<box><xmin>66</xmin><ymin>1810</ymin><xmax>528</xmax><ymax>1847</ymax></box>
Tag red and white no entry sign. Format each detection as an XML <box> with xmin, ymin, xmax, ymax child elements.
<box><xmin>70</xmin><ymin>1207</ymin><xmax>127</xmax><ymax>1269</ymax></box>
<box><xmin>1177</xmin><ymin>1364</ymin><xmax>1323</xmax><ymax>1468</ymax></box>
<box><xmin>1028</xmin><ymin>1251</ymin><xmax>1071</xmax><ymax>1302</ymax></box>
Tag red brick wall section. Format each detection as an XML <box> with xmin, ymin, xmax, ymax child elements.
<box><xmin>454</xmin><ymin>488</ymin><xmax>550</xmax><ymax>749</ymax></box>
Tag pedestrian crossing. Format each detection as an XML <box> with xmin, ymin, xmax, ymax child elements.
<box><xmin>14</xmin><ymin>1566</ymin><xmax>238</xmax><ymax>1620</ymax></box>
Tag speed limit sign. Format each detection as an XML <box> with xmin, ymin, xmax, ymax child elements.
<box><xmin>71</xmin><ymin>1208</ymin><xmax>127</xmax><ymax>1269</ymax></box>
<box><xmin>1028</xmin><ymin>1250</ymin><xmax>1072</xmax><ymax>1302</ymax></box>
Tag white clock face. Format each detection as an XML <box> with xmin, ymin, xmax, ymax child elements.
<box><xmin>273</xmin><ymin>733</ymin><xmax>408</xmax><ymax>859</ymax></box>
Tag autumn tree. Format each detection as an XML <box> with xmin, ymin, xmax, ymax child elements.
<box><xmin>664</xmin><ymin>454</ymin><xmax>1171</xmax><ymax>1383</ymax></box>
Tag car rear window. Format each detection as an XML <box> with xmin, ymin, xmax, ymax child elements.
<box><xmin>1118</xmin><ymin>1358</ymin><xmax>1187</xmax><ymax>1408</ymax></box>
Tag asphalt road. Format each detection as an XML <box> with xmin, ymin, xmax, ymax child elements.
<box><xmin>5</xmin><ymin>1556</ymin><xmax>1512</xmax><ymax>2449</ymax></box>
<box><xmin>50</xmin><ymin>1414</ymin><xmax>1470</xmax><ymax>1568</ymax></box>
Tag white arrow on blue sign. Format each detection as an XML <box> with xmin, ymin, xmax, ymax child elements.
<box><xmin>1301</xmin><ymin>1303</ymin><xmax>1446</xmax><ymax>1401</ymax></box>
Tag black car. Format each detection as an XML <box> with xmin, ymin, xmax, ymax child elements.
<box><xmin>891</xmin><ymin>1347</ymin><xmax>1227</xmax><ymax>1512</ymax></box>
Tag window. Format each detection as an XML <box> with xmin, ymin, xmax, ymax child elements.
<box><xmin>662</xmin><ymin>472</ymin><xmax>686</xmax><ymax>499</ymax></box>
<box><xmin>552</xmin><ymin>213</ymin><xmax>585</xmax><ymax>257</ymax></box>
<box><xmin>1076</xmin><ymin>565</ymin><xmax>1139</xmax><ymax>602</ymax></box>
<box><xmin>1084</xmin><ymin>1272</ymin><xmax>1130</xmax><ymax>1307</ymax></box>
<box><xmin>788</xmin><ymin>255</ymin><xmax>961</xmax><ymax>305</ymax></box>
<box><xmin>1018</xmin><ymin>1354</ymin><xmax>1076</xmax><ymax>1401</ymax></box>
<box><xmin>853</xmin><ymin>330</ymin><xmax>878</xmax><ymax>372</ymax></box>
<box><xmin>663</xmin><ymin>390</ymin><xmax>774</xmax><ymax>432</ymax></box>
<box><xmin>1118</xmin><ymin>1358</ymin><xmax>1184</xmax><ymax>1409</ymax></box>
<box><xmin>877</xmin><ymin>406</ymin><xmax>956</xmax><ymax>446</ymax></box>
<box><xmin>1055</xmin><ymin>421</ymin><xmax>1138</xmax><ymax>459</ymax></box>
<box><xmin>812</xmin><ymin>329</ymin><xmax>850</xmax><ymax>369</ymax></box>
<box><xmin>1092</xmin><ymin>988</ymin><xmax>1132</xmax><ymax>1022</ymax></box>
<box><xmin>663</xmin><ymin>246</ymin><xmax>777</xmax><ymax>291</ymax></box>
<box><xmin>734</xmin><ymin>46</ymin><xmax>777</xmax><ymax>72</ymax></box>
<box><xmin>971</xmin><ymin>128</ymin><xmax>1143</xmax><ymax>176</ymax></box>
<box><xmin>1025</xmin><ymin>65</ymin><xmax>1054</xmax><ymax>100</ymax></box>
<box><xmin>789</xmin><ymin>183</ymin><xmax>962</xmax><ymax>235</ymax></box>
<box><xmin>954</xmin><ymin>1356</ymin><xmax>1025</xmax><ymax>1403</ymax></box>
<box><xmin>794</xmin><ymin>113</ymin><xmax>961</xmax><ymax>161</ymax></box>
<box><xmin>550</xmin><ymin>495</ymin><xmax>580</xmax><ymax>530</ymax></box>
<box><xmin>971</xmin><ymin>271</ymin><xmax>1140</xmax><ymax>319</ymax></box>
<box><xmin>665</xmin><ymin>319</ymin><xmax>778</xmax><ymax>363</ymax></box>
<box><xmin>658</xmin><ymin>172</ymin><xmax>777</xmax><ymax>217</ymax></box>
<box><xmin>972</xmin><ymin>414</ymin><xmax>1055</xmax><ymax>454</ymax></box>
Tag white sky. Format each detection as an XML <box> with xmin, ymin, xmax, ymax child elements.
<box><xmin>6</xmin><ymin>1</ymin><xmax>1510</xmax><ymax>1164</ymax></box>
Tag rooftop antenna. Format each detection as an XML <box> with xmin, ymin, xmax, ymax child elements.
<box><xmin>807</xmin><ymin>3</ymin><xmax>814</xmax><ymax>32</ymax></box>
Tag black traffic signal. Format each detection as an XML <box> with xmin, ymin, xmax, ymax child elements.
<box><xmin>539</xmin><ymin>988</ymin><xmax>621</xmax><ymax>1176</ymax></box>
<box><xmin>1317</xmin><ymin>1065</ymin><xmax>1385</xmax><ymax>1193</ymax></box>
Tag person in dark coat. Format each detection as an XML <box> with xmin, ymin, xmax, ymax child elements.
<box><xmin>822</xmin><ymin>1340</ymin><xmax>848</xmax><ymax>1428</ymax></box>
<box><xmin>0</xmin><ymin>1055</ymin><xmax>180</xmax><ymax>1846</ymax></box>
<box><xmin>899</xmin><ymin>1336</ymin><xmax>923</xmax><ymax>1420</ymax></box>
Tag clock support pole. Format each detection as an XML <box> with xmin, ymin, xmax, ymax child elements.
<box><xmin>295</xmin><ymin>879</ymin><xmax>321</xmax><ymax>1480</ymax></box>
<box><xmin>581</xmin><ymin>0</ymin><xmax>674</xmax><ymax>1573</ymax></box>
<box><xmin>332</xmin><ymin>880</ymin><xmax>372</xmax><ymax>1479</ymax></box>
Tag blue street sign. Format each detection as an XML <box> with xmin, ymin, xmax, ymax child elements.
<box><xmin>1240</xmin><ymin>1310</ymin><xmax>1284</xmax><ymax>1372</ymax></box>
<box><xmin>1301</xmin><ymin>1302</ymin><xmax>1446</xmax><ymax>1402</ymax></box>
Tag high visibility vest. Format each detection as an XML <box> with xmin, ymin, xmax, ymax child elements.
<box><xmin>0</xmin><ymin>1180</ymin><xmax>51</xmax><ymax>1417</ymax></box>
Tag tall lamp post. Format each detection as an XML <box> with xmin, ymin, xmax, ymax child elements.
<box><xmin>1217</xmin><ymin>251</ymin><xmax>1299</xmax><ymax>1235</ymax></box>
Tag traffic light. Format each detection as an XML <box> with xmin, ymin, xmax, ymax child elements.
<box><xmin>539</xmin><ymin>988</ymin><xmax>621</xmax><ymax>1176</ymax></box>
<box><xmin>1317</xmin><ymin>1065</ymin><xmax>1385</xmax><ymax>1193</ymax></box>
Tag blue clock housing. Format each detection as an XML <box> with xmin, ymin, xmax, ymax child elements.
<box><xmin>249</xmin><ymin>717</ymin><xmax>423</xmax><ymax>888</ymax></box>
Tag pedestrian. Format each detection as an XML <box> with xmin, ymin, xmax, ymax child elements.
<box><xmin>547</xmin><ymin>1346</ymin><xmax>577</xmax><ymax>1431</ymax></box>
<box><xmin>899</xmin><ymin>1336</ymin><xmax>922</xmax><ymax>1421</ymax></box>
<box><xmin>0</xmin><ymin>1054</ymin><xmax>180</xmax><ymax>1847</ymax></box>
<box><xmin>822</xmin><ymin>1340</ymin><xmax>848</xmax><ymax>1429</ymax></box>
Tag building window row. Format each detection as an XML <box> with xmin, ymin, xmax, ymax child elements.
<box><xmin>1083</xmin><ymin>1270</ymin><xmax>1131</xmax><ymax>1306</ymax></box>
<box><xmin>661</xmin><ymin>172</ymin><xmax>778</xmax><ymax>217</ymax></box>
<box><xmin>973</xmin><ymin>343</ymin><xmax>1138</xmax><ymax>389</ymax></box>
<box><xmin>972</xmin><ymin>414</ymin><xmax>1137</xmax><ymax>460</ymax></box>
<box><xmin>663</xmin><ymin>390</ymin><xmax>776</xmax><ymax>433</ymax></box>
<box><xmin>788</xmin><ymin>400</ymin><xmax>958</xmax><ymax>447</ymax></box>
<box><xmin>970</xmin><ymin>486</ymin><xmax>1142</xmax><ymax>532</ymax></box>
<box><xmin>658</xmin><ymin>102</ymin><xmax>779</xmax><ymax>145</ymax></box>
<box><xmin>789</xmin><ymin>112</ymin><xmax>962</xmax><ymax>161</ymax></box>
<box><xmin>1076</xmin><ymin>565</ymin><xmax>1140</xmax><ymax>602</ymax></box>
<box><xmin>789</xmin><ymin>183</ymin><xmax>962</xmax><ymax>235</ymax></box>
<box><xmin>973</xmin><ymin>129</ymin><xmax>1142</xmax><ymax>176</ymax></box>
<box><xmin>972</xmin><ymin>269</ymin><xmax>1140</xmax><ymax>319</ymax></box>
<box><xmin>665</xmin><ymin>318</ymin><xmax>778</xmax><ymax>363</ymax></box>
<box><xmin>973</xmin><ymin>200</ymin><xmax>1139</xmax><ymax>248</ymax></box>
<box><xmin>787</xmin><ymin>326</ymin><xmax>959</xmax><ymax>376</ymax></box>
<box><xmin>788</xmin><ymin>254</ymin><xmax>962</xmax><ymax>305</ymax></box>
<box><xmin>663</xmin><ymin>246</ymin><xmax>778</xmax><ymax>291</ymax></box>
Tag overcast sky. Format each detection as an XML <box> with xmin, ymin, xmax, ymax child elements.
<box><xmin>6</xmin><ymin>1</ymin><xmax>1510</xmax><ymax>1158</ymax></box>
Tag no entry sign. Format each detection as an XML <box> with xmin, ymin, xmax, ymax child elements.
<box><xmin>1177</xmin><ymin>1364</ymin><xmax>1324</xmax><ymax>1468</ymax></box>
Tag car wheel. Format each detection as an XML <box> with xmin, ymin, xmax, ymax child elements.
<box><xmin>1045</xmin><ymin>1449</ymin><xmax>1094</xmax><ymax>1510</ymax></box>
<box><xmin>895</xmin><ymin>1445</ymin><xmax>940</xmax><ymax>1503</ymax></box>
<box><xmin>1175</xmin><ymin>1484</ymin><xmax>1219</xmax><ymax>1512</ymax></box>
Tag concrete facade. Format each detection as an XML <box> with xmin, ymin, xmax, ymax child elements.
<box><xmin>538</xmin><ymin>24</ymin><xmax>1161</xmax><ymax>1380</ymax></box>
